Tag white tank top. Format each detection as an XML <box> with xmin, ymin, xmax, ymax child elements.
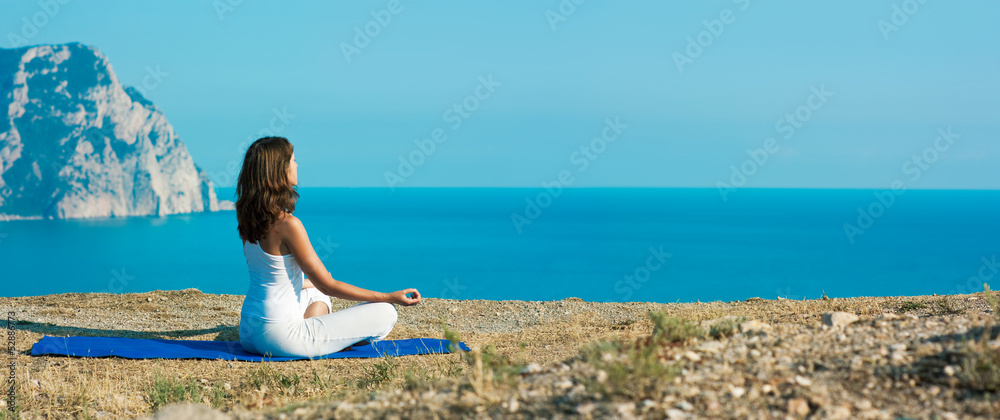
<box><xmin>240</xmin><ymin>240</ymin><xmax>305</xmax><ymax>323</ymax></box>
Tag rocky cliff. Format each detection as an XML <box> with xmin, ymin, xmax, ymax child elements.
<box><xmin>0</xmin><ymin>42</ymin><xmax>232</xmax><ymax>220</ymax></box>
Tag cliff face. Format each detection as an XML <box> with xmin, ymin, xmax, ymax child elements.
<box><xmin>0</xmin><ymin>42</ymin><xmax>228</xmax><ymax>220</ymax></box>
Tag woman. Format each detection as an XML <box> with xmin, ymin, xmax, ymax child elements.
<box><xmin>235</xmin><ymin>136</ymin><xmax>421</xmax><ymax>358</ymax></box>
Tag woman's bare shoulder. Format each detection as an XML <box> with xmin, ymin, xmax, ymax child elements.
<box><xmin>274</xmin><ymin>212</ymin><xmax>304</xmax><ymax>233</ymax></box>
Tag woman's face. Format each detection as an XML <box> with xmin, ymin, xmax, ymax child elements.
<box><xmin>287</xmin><ymin>152</ymin><xmax>298</xmax><ymax>186</ymax></box>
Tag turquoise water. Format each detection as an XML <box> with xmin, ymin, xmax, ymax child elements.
<box><xmin>1</xmin><ymin>188</ymin><xmax>997</xmax><ymax>303</ymax></box>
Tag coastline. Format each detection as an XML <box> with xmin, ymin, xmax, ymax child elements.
<box><xmin>2</xmin><ymin>290</ymin><xmax>998</xmax><ymax>419</ymax></box>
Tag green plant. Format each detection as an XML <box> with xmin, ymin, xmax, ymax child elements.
<box><xmin>356</xmin><ymin>357</ymin><xmax>399</xmax><ymax>390</ymax></box>
<box><xmin>147</xmin><ymin>373</ymin><xmax>229</xmax><ymax>410</ymax></box>
<box><xmin>933</xmin><ymin>299</ymin><xmax>964</xmax><ymax>316</ymax></box>
<box><xmin>898</xmin><ymin>301</ymin><xmax>926</xmax><ymax>313</ymax></box>
<box><xmin>984</xmin><ymin>284</ymin><xmax>1000</xmax><ymax>321</ymax></box>
<box><xmin>579</xmin><ymin>311</ymin><xmax>687</xmax><ymax>400</ymax></box>
<box><xmin>247</xmin><ymin>363</ymin><xmax>301</xmax><ymax>392</ymax></box>
<box><xmin>649</xmin><ymin>311</ymin><xmax>705</xmax><ymax>344</ymax></box>
<box><xmin>710</xmin><ymin>316</ymin><xmax>748</xmax><ymax>339</ymax></box>
<box><xmin>955</xmin><ymin>283</ymin><xmax>1000</xmax><ymax>392</ymax></box>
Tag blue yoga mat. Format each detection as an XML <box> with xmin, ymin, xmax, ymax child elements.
<box><xmin>30</xmin><ymin>335</ymin><xmax>470</xmax><ymax>361</ymax></box>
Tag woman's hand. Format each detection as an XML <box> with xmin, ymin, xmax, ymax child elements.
<box><xmin>387</xmin><ymin>288</ymin><xmax>421</xmax><ymax>306</ymax></box>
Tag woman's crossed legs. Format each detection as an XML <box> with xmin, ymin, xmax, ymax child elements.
<box><xmin>242</xmin><ymin>301</ymin><xmax>398</xmax><ymax>358</ymax></box>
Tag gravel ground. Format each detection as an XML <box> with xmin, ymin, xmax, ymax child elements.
<box><xmin>2</xmin><ymin>290</ymin><xmax>998</xmax><ymax>419</ymax></box>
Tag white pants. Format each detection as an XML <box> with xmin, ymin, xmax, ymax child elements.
<box><xmin>239</xmin><ymin>301</ymin><xmax>398</xmax><ymax>358</ymax></box>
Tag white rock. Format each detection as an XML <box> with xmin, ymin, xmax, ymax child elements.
<box><xmin>944</xmin><ymin>365</ymin><xmax>955</xmax><ymax>376</ymax></box>
<box><xmin>520</xmin><ymin>363</ymin><xmax>542</xmax><ymax>375</ymax></box>
<box><xmin>596</xmin><ymin>369</ymin><xmax>608</xmax><ymax>383</ymax></box>
<box><xmin>794</xmin><ymin>375</ymin><xmax>812</xmax><ymax>387</ymax></box>
<box><xmin>682</xmin><ymin>351</ymin><xmax>701</xmax><ymax>362</ymax></box>
<box><xmin>822</xmin><ymin>312</ymin><xmax>859</xmax><ymax>328</ymax></box>
<box><xmin>665</xmin><ymin>408</ymin><xmax>689</xmax><ymax>419</ymax></box>
<box><xmin>676</xmin><ymin>400</ymin><xmax>694</xmax><ymax>411</ymax></box>
<box><xmin>150</xmin><ymin>403</ymin><xmax>229</xmax><ymax>420</ymax></box>
<box><xmin>508</xmin><ymin>397</ymin><xmax>519</xmax><ymax>413</ymax></box>
<box><xmin>0</xmin><ymin>43</ymin><xmax>224</xmax><ymax>220</ymax></box>
<box><xmin>739</xmin><ymin>320</ymin><xmax>771</xmax><ymax>333</ymax></box>
<box><xmin>695</xmin><ymin>341</ymin><xmax>725</xmax><ymax>354</ymax></box>
<box><xmin>728</xmin><ymin>385</ymin><xmax>746</xmax><ymax>398</ymax></box>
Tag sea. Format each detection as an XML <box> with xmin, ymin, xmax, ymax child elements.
<box><xmin>1</xmin><ymin>188</ymin><xmax>997</xmax><ymax>303</ymax></box>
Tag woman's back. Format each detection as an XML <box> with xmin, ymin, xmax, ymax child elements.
<box><xmin>240</xmin><ymin>239</ymin><xmax>305</xmax><ymax>323</ymax></box>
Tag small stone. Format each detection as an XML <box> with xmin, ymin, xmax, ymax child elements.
<box><xmin>889</xmin><ymin>343</ymin><xmax>907</xmax><ymax>352</ymax></box>
<box><xmin>29</xmin><ymin>379</ymin><xmax>40</xmax><ymax>389</ymax></box>
<box><xmin>596</xmin><ymin>369</ymin><xmax>608</xmax><ymax>383</ymax></box>
<box><xmin>0</xmin><ymin>399</ymin><xmax>6</xmax><ymax>408</ymax></box>
<box><xmin>928</xmin><ymin>385</ymin><xmax>941</xmax><ymax>396</ymax></box>
<box><xmin>676</xmin><ymin>400</ymin><xmax>694</xmax><ymax>411</ymax></box>
<box><xmin>787</xmin><ymin>398</ymin><xmax>810</xmax><ymax>417</ymax></box>
<box><xmin>967</xmin><ymin>296</ymin><xmax>980</xmax><ymax>301</ymax></box>
<box><xmin>728</xmin><ymin>385</ymin><xmax>745</xmax><ymax>398</ymax></box>
<box><xmin>822</xmin><ymin>312</ymin><xmax>859</xmax><ymax>328</ymax></box>
<box><xmin>794</xmin><ymin>375</ymin><xmax>812</xmax><ymax>387</ymax></box>
<box><xmin>151</xmin><ymin>404</ymin><xmax>229</xmax><ymax>420</ymax></box>
<box><xmin>555</xmin><ymin>378</ymin><xmax>573</xmax><ymax>390</ymax></box>
<box><xmin>941</xmin><ymin>412</ymin><xmax>959</xmax><ymax>420</ymax></box>
<box><xmin>762</xmin><ymin>384</ymin><xmax>774</xmax><ymax>395</ymax></box>
<box><xmin>944</xmin><ymin>365</ymin><xmax>955</xmax><ymax>376</ymax></box>
<box><xmin>665</xmin><ymin>408</ymin><xmax>688</xmax><ymax>419</ymax></box>
<box><xmin>826</xmin><ymin>405</ymin><xmax>852</xmax><ymax>420</ymax></box>
<box><xmin>146</xmin><ymin>297</ymin><xmax>153</xmax><ymax>302</ymax></box>
<box><xmin>520</xmin><ymin>363</ymin><xmax>542</xmax><ymax>375</ymax></box>
<box><xmin>696</xmin><ymin>341</ymin><xmax>725</xmax><ymax>354</ymax></box>
<box><xmin>615</xmin><ymin>402</ymin><xmax>635</xmax><ymax>418</ymax></box>
<box><xmin>640</xmin><ymin>399</ymin><xmax>657</xmax><ymax>410</ymax></box>
<box><xmin>223</xmin><ymin>382</ymin><xmax>231</xmax><ymax>391</ymax></box>
<box><xmin>739</xmin><ymin>320</ymin><xmax>771</xmax><ymax>333</ymax></box>
<box><xmin>508</xmin><ymin>397</ymin><xmax>519</xmax><ymax>413</ymax></box>
<box><xmin>683</xmin><ymin>351</ymin><xmax>701</xmax><ymax>362</ymax></box>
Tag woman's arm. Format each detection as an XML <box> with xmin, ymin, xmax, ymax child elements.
<box><xmin>277</xmin><ymin>214</ymin><xmax>420</xmax><ymax>305</ymax></box>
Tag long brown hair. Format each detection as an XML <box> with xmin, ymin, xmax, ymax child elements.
<box><xmin>235</xmin><ymin>136</ymin><xmax>299</xmax><ymax>244</ymax></box>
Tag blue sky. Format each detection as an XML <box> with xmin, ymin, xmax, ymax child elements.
<box><xmin>2</xmin><ymin>0</ymin><xmax>997</xmax><ymax>188</ymax></box>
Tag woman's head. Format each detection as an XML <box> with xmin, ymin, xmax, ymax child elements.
<box><xmin>235</xmin><ymin>136</ymin><xmax>300</xmax><ymax>243</ymax></box>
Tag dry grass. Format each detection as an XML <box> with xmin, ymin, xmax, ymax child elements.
<box><xmin>0</xmin><ymin>290</ymin><xmax>991</xmax><ymax>418</ymax></box>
